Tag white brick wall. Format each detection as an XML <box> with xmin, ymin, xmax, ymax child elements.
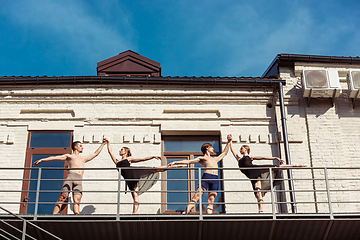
<box><xmin>1</xmin><ymin>69</ymin><xmax>360</xmax><ymax>215</ymax></box>
<box><xmin>280</xmin><ymin>64</ymin><xmax>360</xmax><ymax>214</ymax></box>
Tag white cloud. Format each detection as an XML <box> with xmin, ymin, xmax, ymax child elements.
<box><xmin>1</xmin><ymin>0</ymin><xmax>359</xmax><ymax>77</ymax></box>
<box><xmin>189</xmin><ymin>2</ymin><xmax>360</xmax><ymax>76</ymax></box>
<box><xmin>1</xmin><ymin>0</ymin><xmax>135</xmax><ymax>73</ymax></box>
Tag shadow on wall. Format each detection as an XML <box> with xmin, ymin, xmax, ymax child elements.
<box><xmin>66</xmin><ymin>195</ymin><xmax>96</xmax><ymax>214</ymax></box>
<box><xmin>265</xmin><ymin>98</ymin><xmax>275</xmax><ymax>118</ymax></box>
<box><xmin>285</xmin><ymin>86</ymin><xmax>333</xmax><ymax>118</ymax></box>
<box><xmin>80</xmin><ymin>205</ymin><xmax>96</xmax><ymax>215</ymax></box>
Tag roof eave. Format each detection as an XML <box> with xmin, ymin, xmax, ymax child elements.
<box><xmin>262</xmin><ymin>53</ymin><xmax>360</xmax><ymax>77</ymax></box>
<box><xmin>0</xmin><ymin>76</ymin><xmax>285</xmax><ymax>88</ymax></box>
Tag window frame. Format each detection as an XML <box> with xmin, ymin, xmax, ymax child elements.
<box><xmin>160</xmin><ymin>135</ymin><xmax>225</xmax><ymax>214</ymax></box>
<box><xmin>20</xmin><ymin>131</ymin><xmax>72</xmax><ymax>214</ymax></box>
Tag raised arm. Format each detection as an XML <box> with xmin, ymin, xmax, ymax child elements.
<box><xmin>128</xmin><ymin>156</ymin><xmax>162</xmax><ymax>164</ymax></box>
<box><xmin>104</xmin><ymin>138</ymin><xmax>119</xmax><ymax>164</ymax></box>
<box><xmin>83</xmin><ymin>138</ymin><xmax>107</xmax><ymax>163</ymax></box>
<box><xmin>230</xmin><ymin>141</ymin><xmax>240</xmax><ymax>162</ymax></box>
<box><xmin>250</xmin><ymin>155</ymin><xmax>285</xmax><ymax>164</ymax></box>
<box><xmin>213</xmin><ymin>134</ymin><xmax>232</xmax><ymax>162</ymax></box>
<box><xmin>33</xmin><ymin>154</ymin><xmax>68</xmax><ymax>166</ymax></box>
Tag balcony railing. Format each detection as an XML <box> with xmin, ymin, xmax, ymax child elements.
<box><xmin>1</xmin><ymin>166</ymin><xmax>359</xmax><ymax>221</ymax></box>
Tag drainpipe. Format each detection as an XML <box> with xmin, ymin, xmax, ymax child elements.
<box><xmin>278</xmin><ymin>82</ymin><xmax>297</xmax><ymax>213</ymax></box>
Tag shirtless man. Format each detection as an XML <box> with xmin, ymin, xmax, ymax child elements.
<box><xmin>167</xmin><ymin>134</ymin><xmax>232</xmax><ymax>214</ymax></box>
<box><xmin>33</xmin><ymin>139</ymin><xmax>106</xmax><ymax>214</ymax></box>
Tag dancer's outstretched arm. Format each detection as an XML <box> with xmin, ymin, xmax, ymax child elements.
<box><xmin>251</xmin><ymin>155</ymin><xmax>284</xmax><ymax>164</ymax></box>
<box><xmin>33</xmin><ymin>154</ymin><xmax>68</xmax><ymax>166</ymax></box>
<box><xmin>213</xmin><ymin>134</ymin><xmax>232</xmax><ymax>162</ymax></box>
<box><xmin>250</xmin><ymin>156</ymin><xmax>307</xmax><ymax>167</ymax></box>
<box><xmin>128</xmin><ymin>156</ymin><xmax>162</xmax><ymax>163</ymax></box>
<box><xmin>84</xmin><ymin>139</ymin><xmax>107</xmax><ymax>162</ymax></box>
<box><xmin>104</xmin><ymin>138</ymin><xmax>119</xmax><ymax>164</ymax></box>
<box><xmin>229</xmin><ymin>141</ymin><xmax>240</xmax><ymax>161</ymax></box>
<box><xmin>166</xmin><ymin>157</ymin><xmax>201</xmax><ymax>167</ymax></box>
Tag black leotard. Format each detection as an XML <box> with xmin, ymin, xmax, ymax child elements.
<box><xmin>116</xmin><ymin>159</ymin><xmax>159</xmax><ymax>195</ymax></box>
<box><xmin>239</xmin><ymin>155</ymin><xmax>282</xmax><ymax>196</ymax></box>
<box><xmin>238</xmin><ymin>156</ymin><xmax>276</xmax><ymax>179</ymax></box>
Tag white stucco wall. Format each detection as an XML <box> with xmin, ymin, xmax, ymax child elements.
<box><xmin>1</xmin><ymin>64</ymin><xmax>360</xmax><ymax>216</ymax></box>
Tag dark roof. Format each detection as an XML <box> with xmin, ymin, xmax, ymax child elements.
<box><xmin>262</xmin><ymin>53</ymin><xmax>360</xmax><ymax>78</ymax></box>
<box><xmin>97</xmin><ymin>50</ymin><xmax>161</xmax><ymax>77</ymax></box>
<box><xmin>0</xmin><ymin>75</ymin><xmax>285</xmax><ymax>88</ymax></box>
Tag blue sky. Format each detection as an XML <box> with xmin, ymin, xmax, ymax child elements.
<box><xmin>1</xmin><ymin>0</ymin><xmax>359</xmax><ymax>77</ymax></box>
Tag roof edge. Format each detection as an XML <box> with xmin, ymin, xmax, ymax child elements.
<box><xmin>0</xmin><ymin>76</ymin><xmax>285</xmax><ymax>87</ymax></box>
<box><xmin>97</xmin><ymin>50</ymin><xmax>160</xmax><ymax>68</ymax></box>
<box><xmin>262</xmin><ymin>53</ymin><xmax>360</xmax><ymax>77</ymax></box>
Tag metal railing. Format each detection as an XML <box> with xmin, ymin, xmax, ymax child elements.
<box><xmin>0</xmin><ymin>206</ymin><xmax>62</xmax><ymax>240</ymax></box>
<box><xmin>1</xmin><ymin>166</ymin><xmax>360</xmax><ymax>221</ymax></box>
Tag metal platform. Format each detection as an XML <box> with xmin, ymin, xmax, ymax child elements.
<box><xmin>1</xmin><ymin>213</ymin><xmax>360</xmax><ymax>240</ymax></box>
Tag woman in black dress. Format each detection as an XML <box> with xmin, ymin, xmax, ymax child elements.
<box><xmin>230</xmin><ymin>140</ymin><xmax>301</xmax><ymax>213</ymax></box>
<box><xmin>104</xmin><ymin>138</ymin><xmax>166</xmax><ymax>213</ymax></box>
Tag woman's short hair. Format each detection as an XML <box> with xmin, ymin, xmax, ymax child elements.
<box><xmin>123</xmin><ymin>147</ymin><xmax>132</xmax><ymax>157</ymax></box>
<box><xmin>201</xmin><ymin>143</ymin><xmax>212</xmax><ymax>154</ymax></box>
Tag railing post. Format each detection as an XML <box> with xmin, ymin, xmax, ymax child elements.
<box><xmin>269</xmin><ymin>168</ymin><xmax>276</xmax><ymax>219</ymax></box>
<box><xmin>22</xmin><ymin>220</ymin><xmax>27</xmax><ymax>240</ymax></box>
<box><xmin>198</xmin><ymin>168</ymin><xmax>203</xmax><ymax>220</ymax></box>
<box><xmin>324</xmin><ymin>167</ymin><xmax>334</xmax><ymax>219</ymax></box>
<box><xmin>116</xmin><ymin>168</ymin><xmax>121</xmax><ymax>221</ymax></box>
<box><xmin>34</xmin><ymin>168</ymin><xmax>42</xmax><ymax>221</ymax></box>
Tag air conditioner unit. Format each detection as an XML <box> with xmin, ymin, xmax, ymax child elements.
<box><xmin>348</xmin><ymin>70</ymin><xmax>360</xmax><ymax>98</ymax></box>
<box><xmin>302</xmin><ymin>69</ymin><xmax>341</xmax><ymax>98</ymax></box>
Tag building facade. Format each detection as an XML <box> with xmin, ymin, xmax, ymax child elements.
<box><xmin>1</xmin><ymin>51</ymin><xmax>360</xmax><ymax>217</ymax></box>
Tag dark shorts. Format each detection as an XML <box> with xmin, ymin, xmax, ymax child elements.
<box><xmin>200</xmin><ymin>173</ymin><xmax>219</xmax><ymax>191</ymax></box>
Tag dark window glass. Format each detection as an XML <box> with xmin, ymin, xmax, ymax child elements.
<box><xmin>29</xmin><ymin>132</ymin><xmax>71</xmax><ymax>148</ymax></box>
<box><xmin>27</xmin><ymin>155</ymin><xmax>65</xmax><ymax>214</ymax></box>
<box><xmin>164</xmin><ymin>136</ymin><xmax>220</xmax><ymax>153</ymax></box>
<box><xmin>22</xmin><ymin>131</ymin><xmax>72</xmax><ymax>215</ymax></box>
<box><xmin>166</xmin><ymin>158</ymin><xmax>188</xmax><ymax>211</ymax></box>
<box><xmin>164</xmin><ymin>136</ymin><xmax>223</xmax><ymax>213</ymax></box>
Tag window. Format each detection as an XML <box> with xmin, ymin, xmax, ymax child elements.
<box><xmin>20</xmin><ymin>131</ymin><xmax>72</xmax><ymax>214</ymax></box>
<box><xmin>162</xmin><ymin>136</ymin><xmax>224</xmax><ymax>213</ymax></box>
